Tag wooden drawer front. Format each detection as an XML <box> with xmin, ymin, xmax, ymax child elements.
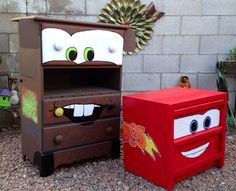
<box><xmin>43</xmin><ymin>117</ymin><xmax>120</xmax><ymax>152</ymax></box>
<box><xmin>43</xmin><ymin>94</ymin><xmax>120</xmax><ymax>125</ymax></box>
<box><xmin>54</xmin><ymin>140</ymin><xmax>113</xmax><ymax>168</ymax></box>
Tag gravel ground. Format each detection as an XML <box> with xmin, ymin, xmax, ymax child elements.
<box><xmin>0</xmin><ymin>126</ymin><xmax>235</xmax><ymax>191</ymax></box>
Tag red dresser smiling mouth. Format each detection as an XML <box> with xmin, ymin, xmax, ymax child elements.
<box><xmin>181</xmin><ymin>142</ymin><xmax>210</xmax><ymax>158</ymax></box>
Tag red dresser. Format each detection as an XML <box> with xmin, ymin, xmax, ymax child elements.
<box><xmin>123</xmin><ymin>88</ymin><xmax>227</xmax><ymax>190</ymax></box>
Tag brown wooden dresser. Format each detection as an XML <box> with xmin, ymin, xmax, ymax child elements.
<box><xmin>13</xmin><ymin>16</ymin><xmax>135</xmax><ymax>176</ymax></box>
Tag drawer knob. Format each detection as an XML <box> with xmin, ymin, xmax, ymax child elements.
<box><xmin>106</xmin><ymin>127</ymin><xmax>113</xmax><ymax>134</ymax></box>
<box><xmin>54</xmin><ymin>134</ymin><xmax>63</xmax><ymax>144</ymax></box>
<box><xmin>55</xmin><ymin>107</ymin><xmax>64</xmax><ymax>117</ymax></box>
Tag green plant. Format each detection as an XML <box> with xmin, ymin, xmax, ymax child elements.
<box><xmin>227</xmin><ymin>46</ymin><xmax>236</xmax><ymax>61</ymax></box>
<box><xmin>99</xmin><ymin>0</ymin><xmax>164</xmax><ymax>55</ymax></box>
<box><xmin>216</xmin><ymin>62</ymin><xmax>236</xmax><ymax>130</ymax></box>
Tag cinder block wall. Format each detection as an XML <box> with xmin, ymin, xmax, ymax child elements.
<box><xmin>0</xmin><ymin>0</ymin><xmax>236</xmax><ymax>107</ymax></box>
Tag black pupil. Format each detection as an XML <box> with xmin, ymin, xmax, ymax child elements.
<box><xmin>204</xmin><ymin>117</ymin><xmax>211</xmax><ymax>129</ymax></box>
<box><xmin>87</xmin><ymin>50</ymin><xmax>94</xmax><ymax>61</ymax></box>
<box><xmin>190</xmin><ymin>120</ymin><xmax>198</xmax><ymax>133</ymax></box>
<box><xmin>69</xmin><ymin>50</ymin><xmax>77</xmax><ymax>61</ymax></box>
<box><xmin>3</xmin><ymin>97</ymin><xmax>6</xmax><ymax>100</ymax></box>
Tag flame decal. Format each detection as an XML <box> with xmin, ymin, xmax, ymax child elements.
<box><xmin>123</xmin><ymin>121</ymin><xmax>161</xmax><ymax>160</ymax></box>
<box><xmin>143</xmin><ymin>134</ymin><xmax>161</xmax><ymax>160</ymax></box>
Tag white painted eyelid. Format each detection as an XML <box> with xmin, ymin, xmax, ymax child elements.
<box><xmin>42</xmin><ymin>28</ymin><xmax>70</xmax><ymax>63</ymax></box>
<box><xmin>203</xmin><ymin>109</ymin><xmax>220</xmax><ymax>128</ymax></box>
<box><xmin>174</xmin><ymin>114</ymin><xmax>201</xmax><ymax>139</ymax></box>
<box><xmin>42</xmin><ymin>28</ymin><xmax>124</xmax><ymax>65</ymax></box>
<box><xmin>174</xmin><ymin>109</ymin><xmax>220</xmax><ymax>139</ymax></box>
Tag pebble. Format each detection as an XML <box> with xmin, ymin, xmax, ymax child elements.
<box><xmin>1</xmin><ymin>126</ymin><xmax>236</xmax><ymax>191</ymax></box>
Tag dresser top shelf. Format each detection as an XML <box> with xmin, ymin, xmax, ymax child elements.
<box><xmin>44</xmin><ymin>86</ymin><xmax>120</xmax><ymax>99</ymax></box>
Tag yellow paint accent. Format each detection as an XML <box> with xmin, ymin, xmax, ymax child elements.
<box><xmin>55</xmin><ymin>107</ymin><xmax>64</xmax><ymax>117</ymax></box>
<box><xmin>143</xmin><ymin>133</ymin><xmax>160</xmax><ymax>160</ymax></box>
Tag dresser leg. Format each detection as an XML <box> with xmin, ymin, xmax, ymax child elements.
<box><xmin>34</xmin><ymin>152</ymin><xmax>54</xmax><ymax>177</ymax></box>
<box><xmin>111</xmin><ymin>140</ymin><xmax>120</xmax><ymax>159</ymax></box>
<box><xmin>39</xmin><ymin>153</ymin><xmax>54</xmax><ymax>177</ymax></box>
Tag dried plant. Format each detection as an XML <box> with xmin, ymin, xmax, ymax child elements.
<box><xmin>99</xmin><ymin>0</ymin><xmax>164</xmax><ymax>55</ymax></box>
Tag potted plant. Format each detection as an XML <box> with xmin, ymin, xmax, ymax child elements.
<box><xmin>220</xmin><ymin>46</ymin><xmax>236</xmax><ymax>74</ymax></box>
<box><xmin>216</xmin><ymin>46</ymin><xmax>236</xmax><ymax>132</ymax></box>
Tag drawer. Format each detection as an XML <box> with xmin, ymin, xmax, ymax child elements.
<box><xmin>43</xmin><ymin>93</ymin><xmax>120</xmax><ymax>125</ymax></box>
<box><xmin>43</xmin><ymin>117</ymin><xmax>120</xmax><ymax>152</ymax></box>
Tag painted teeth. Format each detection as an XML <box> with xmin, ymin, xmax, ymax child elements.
<box><xmin>74</xmin><ymin>105</ymin><xmax>83</xmax><ymax>117</ymax></box>
<box><xmin>84</xmin><ymin>104</ymin><xmax>94</xmax><ymax>116</ymax></box>
<box><xmin>64</xmin><ymin>105</ymin><xmax>75</xmax><ymax>109</ymax></box>
<box><xmin>63</xmin><ymin>104</ymin><xmax>101</xmax><ymax>117</ymax></box>
<box><xmin>181</xmin><ymin>142</ymin><xmax>210</xmax><ymax>158</ymax></box>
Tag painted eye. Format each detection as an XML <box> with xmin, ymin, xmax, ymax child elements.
<box><xmin>84</xmin><ymin>47</ymin><xmax>94</xmax><ymax>61</ymax></box>
<box><xmin>203</xmin><ymin>116</ymin><xmax>211</xmax><ymax>130</ymax></box>
<box><xmin>66</xmin><ymin>47</ymin><xmax>77</xmax><ymax>61</ymax></box>
<box><xmin>190</xmin><ymin>119</ymin><xmax>198</xmax><ymax>134</ymax></box>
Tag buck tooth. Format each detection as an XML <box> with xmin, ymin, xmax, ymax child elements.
<box><xmin>84</xmin><ymin>104</ymin><xmax>94</xmax><ymax>116</ymax></box>
<box><xmin>64</xmin><ymin>105</ymin><xmax>70</xmax><ymax>109</ymax></box>
<box><xmin>73</xmin><ymin>104</ymin><xmax>83</xmax><ymax>117</ymax></box>
<box><xmin>94</xmin><ymin>104</ymin><xmax>100</xmax><ymax>108</ymax></box>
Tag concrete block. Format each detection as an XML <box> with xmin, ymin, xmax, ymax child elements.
<box><xmin>163</xmin><ymin>36</ymin><xmax>199</xmax><ymax>54</ymax></box>
<box><xmin>198</xmin><ymin>74</ymin><xmax>217</xmax><ymax>90</ymax></box>
<box><xmin>200</xmin><ymin>35</ymin><xmax>236</xmax><ymax>54</ymax></box>
<box><xmin>9</xmin><ymin>34</ymin><xmax>18</xmax><ymax>53</ymax></box>
<box><xmin>220</xmin><ymin>16</ymin><xmax>236</xmax><ymax>35</ymax></box>
<box><xmin>123</xmin><ymin>55</ymin><xmax>143</xmax><ymax>73</ymax></box>
<box><xmin>86</xmin><ymin>0</ymin><xmax>163</xmax><ymax>15</ymax></box>
<box><xmin>182</xmin><ymin>16</ymin><xmax>218</xmax><ymax>35</ymax></box>
<box><xmin>123</xmin><ymin>73</ymin><xmax>160</xmax><ymax>91</ymax></box>
<box><xmin>65</xmin><ymin>15</ymin><xmax>98</xmax><ymax>22</ymax></box>
<box><xmin>161</xmin><ymin>73</ymin><xmax>197</xmax><ymax>89</ymax></box>
<box><xmin>202</xmin><ymin>0</ymin><xmax>236</xmax><ymax>15</ymax></box>
<box><xmin>47</xmin><ymin>0</ymin><xmax>85</xmax><ymax>14</ymax></box>
<box><xmin>0</xmin><ymin>14</ymin><xmax>19</xmax><ymax>33</ymax></box>
<box><xmin>7</xmin><ymin>0</ymin><xmax>26</xmax><ymax>13</ymax></box>
<box><xmin>180</xmin><ymin>55</ymin><xmax>217</xmax><ymax>73</ymax></box>
<box><xmin>0</xmin><ymin>54</ymin><xmax>19</xmax><ymax>73</ymax></box>
<box><xmin>86</xmin><ymin>0</ymin><xmax>108</xmax><ymax>15</ymax></box>
<box><xmin>143</xmin><ymin>55</ymin><xmax>179</xmax><ymax>72</ymax></box>
<box><xmin>121</xmin><ymin>91</ymin><xmax>139</xmax><ymax>97</ymax></box>
<box><xmin>27</xmin><ymin>0</ymin><xmax>46</xmax><ymax>13</ymax></box>
<box><xmin>0</xmin><ymin>34</ymin><xmax>9</xmax><ymax>53</ymax></box>
<box><xmin>154</xmin><ymin>16</ymin><xmax>180</xmax><ymax>35</ymax></box>
<box><xmin>217</xmin><ymin>54</ymin><xmax>228</xmax><ymax>61</ymax></box>
<box><xmin>140</xmin><ymin>36</ymin><xmax>162</xmax><ymax>55</ymax></box>
<box><xmin>142</xmin><ymin>0</ymin><xmax>163</xmax><ymax>10</ymax></box>
<box><xmin>163</xmin><ymin>0</ymin><xmax>201</xmax><ymax>15</ymax></box>
<box><xmin>0</xmin><ymin>0</ymin><xmax>7</xmax><ymax>13</ymax></box>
